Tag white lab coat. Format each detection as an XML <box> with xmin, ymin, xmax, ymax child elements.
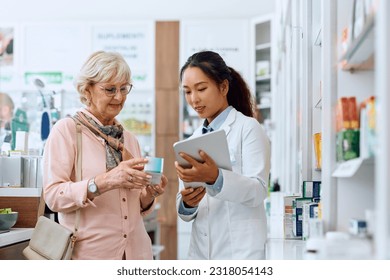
<box><xmin>177</xmin><ymin>108</ymin><xmax>271</xmax><ymax>259</ymax></box>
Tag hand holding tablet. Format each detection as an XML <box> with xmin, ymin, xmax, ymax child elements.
<box><xmin>173</xmin><ymin>130</ymin><xmax>231</xmax><ymax>187</ymax></box>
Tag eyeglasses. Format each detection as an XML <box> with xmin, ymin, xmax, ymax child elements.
<box><xmin>98</xmin><ymin>83</ymin><xmax>133</xmax><ymax>97</ymax></box>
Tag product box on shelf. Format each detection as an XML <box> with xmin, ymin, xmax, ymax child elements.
<box><xmin>283</xmin><ymin>195</ymin><xmax>301</xmax><ymax>239</ymax></box>
<box><xmin>336</xmin><ymin>96</ymin><xmax>359</xmax><ymax>132</ymax></box>
<box><xmin>335</xmin><ymin>95</ymin><xmax>360</xmax><ymax>162</ymax></box>
<box><xmin>336</xmin><ymin>129</ymin><xmax>360</xmax><ymax>162</ymax></box>
<box><xmin>22</xmin><ymin>156</ymin><xmax>43</xmax><ymax>188</ymax></box>
<box><xmin>1</xmin><ymin>156</ymin><xmax>23</xmax><ymax>187</ymax></box>
<box><xmin>302</xmin><ymin>181</ymin><xmax>321</xmax><ymax>199</ymax></box>
<box><xmin>292</xmin><ymin>197</ymin><xmax>313</xmax><ymax>238</ymax></box>
<box><xmin>313</xmin><ymin>132</ymin><xmax>322</xmax><ymax>170</ymax></box>
<box><xmin>359</xmin><ymin>96</ymin><xmax>376</xmax><ymax>159</ymax></box>
<box><xmin>349</xmin><ymin>218</ymin><xmax>368</xmax><ymax>237</ymax></box>
<box><xmin>302</xmin><ymin>202</ymin><xmax>320</xmax><ymax>240</ymax></box>
<box><xmin>269</xmin><ymin>191</ymin><xmax>285</xmax><ymax>238</ymax></box>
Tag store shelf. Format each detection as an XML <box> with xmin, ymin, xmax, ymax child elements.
<box><xmin>256</xmin><ymin>74</ymin><xmax>271</xmax><ymax>82</ymax></box>
<box><xmin>0</xmin><ymin>228</ymin><xmax>34</xmax><ymax>248</ymax></box>
<box><xmin>256</xmin><ymin>42</ymin><xmax>271</xmax><ymax>51</ymax></box>
<box><xmin>331</xmin><ymin>157</ymin><xmax>374</xmax><ymax>178</ymax></box>
<box><xmin>266</xmin><ymin>238</ymin><xmax>306</xmax><ymax>260</ymax></box>
<box><xmin>339</xmin><ymin>13</ymin><xmax>375</xmax><ymax>71</ymax></box>
<box><xmin>0</xmin><ymin>187</ymin><xmax>41</xmax><ymax>197</ymax></box>
<box><xmin>273</xmin><ymin>0</ymin><xmax>386</xmax><ymax>259</ymax></box>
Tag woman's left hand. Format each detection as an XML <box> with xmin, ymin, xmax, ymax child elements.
<box><xmin>175</xmin><ymin>150</ymin><xmax>219</xmax><ymax>185</ymax></box>
<box><xmin>140</xmin><ymin>174</ymin><xmax>168</xmax><ymax>209</ymax></box>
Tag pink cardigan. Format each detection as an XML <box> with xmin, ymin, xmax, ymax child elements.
<box><xmin>43</xmin><ymin>109</ymin><xmax>153</xmax><ymax>260</ymax></box>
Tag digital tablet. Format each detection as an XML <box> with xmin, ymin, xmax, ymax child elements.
<box><xmin>173</xmin><ymin>129</ymin><xmax>232</xmax><ymax>188</ymax></box>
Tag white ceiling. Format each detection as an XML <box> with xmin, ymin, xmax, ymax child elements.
<box><xmin>0</xmin><ymin>0</ymin><xmax>274</xmax><ymax>21</ymax></box>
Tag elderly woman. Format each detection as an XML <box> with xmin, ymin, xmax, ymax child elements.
<box><xmin>43</xmin><ymin>51</ymin><xmax>167</xmax><ymax>260</ymax></box>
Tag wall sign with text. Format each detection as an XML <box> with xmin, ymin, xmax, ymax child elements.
<box><xmin>91</xmin><ymin>22</ymin><xmax>155</xmax><ymax>91</ymax></box>
<box><xmin>180</xmin><ymin>19</ymin><xmax>250</xmax><ymax>79</ymax></box>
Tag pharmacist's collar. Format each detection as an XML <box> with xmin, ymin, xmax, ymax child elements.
<box><xmin>203</xmin><ymin>106</ymin><xmax>233</xmax><ymax>131</ymax></box>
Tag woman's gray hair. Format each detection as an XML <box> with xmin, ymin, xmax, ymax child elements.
<box><xmin>74</xmin><ymin>51</ymin><xmax>132</xmax><ymax>105</ymax></box>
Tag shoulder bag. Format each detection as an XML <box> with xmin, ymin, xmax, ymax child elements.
<box><xmin>23</xmin><ymin>121</ymin><xmax>82</xmax><ymax>260</ymax></box>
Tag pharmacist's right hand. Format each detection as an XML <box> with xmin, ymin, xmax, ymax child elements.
<box><xmin>181</xmin><ymin>187</ymin><xmax>205</xmax><ymax>208</ymax></box>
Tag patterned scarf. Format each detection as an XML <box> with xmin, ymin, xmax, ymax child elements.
<box><xmin>73</xmin><ymin>111</ymin><xmax>133</xmax><ymax>171</ymax></box>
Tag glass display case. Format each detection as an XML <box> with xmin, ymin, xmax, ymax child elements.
<box><xmin>0</xmin><ymin>86</ymin><xmax>154</xmax><ymax>157</ymax></box>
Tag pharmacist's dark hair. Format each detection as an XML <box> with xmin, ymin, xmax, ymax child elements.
<box><xmin>180</xmin><ymin>50</ymin><xmax>255</xmax><ymax>118</ymax></box>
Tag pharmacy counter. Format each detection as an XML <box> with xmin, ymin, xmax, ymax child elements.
<box><xmin>0</xmin><ymin>228</ymin><xmax>33</xmax><ymax>247</ymax></box>
<box><xmin>0</xmin><ymin>228</ymin><xmax>33</xmax><ymax>259</ymax></box>
<box><xmin>266</xmin><ymin>236</ymin><xmax>376</xmax><ymax>259</ymax></box>
<box><xmin>265</xmin><ymin>238</ymin><xmax>306</xmax><ymax>260</ymax></box>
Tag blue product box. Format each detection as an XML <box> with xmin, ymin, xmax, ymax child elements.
<box><xmin>302</xmin><ymin>181</ymin><xmax>321</xmax><ymax>198</ymax></box>
<box><xmin>293</xmin><ymin>197</ymin><xmax>312</xmax><ymax>237</ymax></box>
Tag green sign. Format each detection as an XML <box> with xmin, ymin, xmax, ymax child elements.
<box><xmin>24</xmin><ymin>72</ymin><xmax>63</xmax><ymax>84</ymax></box>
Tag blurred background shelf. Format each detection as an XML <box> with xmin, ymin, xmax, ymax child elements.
<box><xmin>340</xmin><ymin>13</ymin><xmax>375</xmax><ymax>71</ymax></box>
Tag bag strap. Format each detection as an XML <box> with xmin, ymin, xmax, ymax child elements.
<box><xmin>37</xmin><ymin>191</ymin><xmax>46</xmax><ymax>218</ymax></box>
<box><xmin>37</xmin><ymin>119</ymin><xmax>82</xmax><ymax>242</ymax></box>
<box><xmin>72</xmin><ymin>122</ymin><xmax>82</xmax><ymax>240</ymax></box>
